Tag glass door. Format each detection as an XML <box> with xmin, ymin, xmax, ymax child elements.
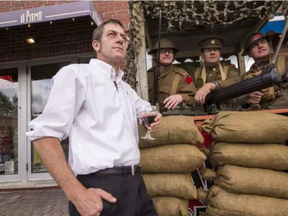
<box><xmin>27</xmin><ymin>59</ymin><xmax>74</xmax><ymax>180</ymax></box>
<box><xmin>0</xmin><ymin>64</ymin><xmax>26</xmax><ymax>182</ymax></box>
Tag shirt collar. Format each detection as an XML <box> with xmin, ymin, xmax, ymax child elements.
<box><xmin>159</xmin><ymin>64</ymin><xmax>174</xmax><ymax>79</ymax></box>
<box><xmin>89</xmin><ymin>58</ymin><xmax>124</xmax><ymax>82</ymax></box>
<box><xmin>206</xmin><ymin>64</ymin><xmax>219</xmax><ymax>72</ymax></box>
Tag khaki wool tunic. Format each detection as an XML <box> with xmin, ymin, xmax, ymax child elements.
<box><xmin>148</xmin><ymin>65</ymin><xmax>197</xmax><ymax>111</ymax></box>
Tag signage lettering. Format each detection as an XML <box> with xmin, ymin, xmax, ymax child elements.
<box><xmin>0</xmin><ymin>145</ymin><xmax>11</xmax><ymax>153</ymax></box>
<box><xmin>20</xmin><ymin>10</ymin><xmax>42</xmax><ymax>24</ymax></box>
<box><xmin>0</xmin><ymin>129</ymin><xmax>10</xmax><ymax>138</ymax></box>
<box><xmin>0</xmin><ymin>75</ymin><xmax>12</xmax><ymax>81</ymax></box>
<box><xmin>0</xmin><ymin>75</ymin><xmax>16</xmax><ymax>89</ymax></box>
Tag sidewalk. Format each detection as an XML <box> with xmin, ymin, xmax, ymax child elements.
<box><xmin>0</xmin><ymin>189</ymin><xmax>68</xmax><ymax>216</ymax></box>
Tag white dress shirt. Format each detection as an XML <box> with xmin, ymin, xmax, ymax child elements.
<box><xmin>26</xmin><ymin>59</ymin><xmax>150</xmax><ymax>175</ymax></box>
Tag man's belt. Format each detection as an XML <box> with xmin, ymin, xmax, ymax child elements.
<box><xmin>92</xmin><ymin>165</ymin><xmax>142</xmax><ymax>176</ymax></box>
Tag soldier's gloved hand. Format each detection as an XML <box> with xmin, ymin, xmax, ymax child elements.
<box><xmin>195</xmin><ymin>83</ymin><xmax>216</xmax><ymax>105</ymax></box>
<box><xmin>163</xmin><ymin>94</ymin><xmax>183</xmax><ymax>109</ymax></box>
<box><xmin>242</xmin><ymin>91</ymin><xmax>264</xmax><ymax>104</ymax></box>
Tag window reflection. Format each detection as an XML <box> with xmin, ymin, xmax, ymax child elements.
<box><xmin>0</xmin><ymin>68</ymin><xmax>18</xmax><ymax>175</ymax></box>
<box><xmin>31</xmin><ymin>62</ymin><xmax>70</xmax><ymax>173</ymax></box>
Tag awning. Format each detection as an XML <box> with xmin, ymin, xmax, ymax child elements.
<box><xmin>0</xmin><ymin>1</ymin><xmax>102</xmax><ymax>29</ymax></box>
<box><xmin>260</xmin><ymin>15</ymin><xmax>285</xmax><ymax>34</ymax></box>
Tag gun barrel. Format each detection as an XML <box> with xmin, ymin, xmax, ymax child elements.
<box><xmin>206</xmin><ymin>69</ymin><xmax>283</xmax><ymax>104</ymax></box>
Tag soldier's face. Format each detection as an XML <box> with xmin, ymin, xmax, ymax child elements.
<box><xmin>159</xmin><ymin>49</ymin><xmax>174</xmax><ymax>65</ymax></box>
<box><xmin>248</xmin><ymin>39</ymin><xmax>270</xmax><ymax>60</ymax></box>
<box><xmin>92</xmin><ymin>23</ymin><xmax>127</xmax><ymax>64</ymax></box>
<box><xmin>202</xmin><ymin>48</ymin><xmax>221</xmax><ymax>64</ymax></box>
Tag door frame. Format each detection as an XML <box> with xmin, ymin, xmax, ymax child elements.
<box><xmin>0</xmin><ymin>53</ymin><xmax>94</xmax><ymax>183</ymax></box>
<box><xmin>0</xmin><ymin>63</ymin><xmax>27</xmax><ymax>182</ymax></box>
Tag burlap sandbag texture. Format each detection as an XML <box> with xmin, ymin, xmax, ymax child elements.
<box><xmin>201</xmin><ymin>165</ymin><xmax>288</xmax><ymax>199</ymax></box>
<box><xmin>206</xmin><ymin>186</ymin><xmax>288</xmax><ymax>216</ymax></box>
<box><xmin>208</xmin><ymin>143</ymin><xmax>288</xmax><ymax>170</ymax></box>
<box><xmin>143</xmin><ymin>174</ymin><xmax>196</xmax><ymax>199</ymax></box>
<box><xmin>141</xmin><ymin>144</ymin><xmax>206</xmax><ymax>173</ymax></box>
<box><xmin>201</xmin><ymin>111</ymin><xmax>288</xmax><ymax>143</ymax></box>
<box><xmin>152</xmin><ymin>196</ymin><xmax>189</xmax><ymax>216</ymax></box>
<box><xmin>139</xmin><ymin>116</ymin><xmax>204</xmax><ymax>148</ymax></box>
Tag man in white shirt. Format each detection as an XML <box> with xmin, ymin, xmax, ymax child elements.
<box><xmin>26</xmin><ymin>19</ymin><xmax>162</xmax><ymax>216</ymax></box>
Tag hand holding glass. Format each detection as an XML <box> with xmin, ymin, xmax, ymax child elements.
<box><xmin>141</xmin><ymin>105</ymin><xmax>157</xmax><ymax>140</ymax></box>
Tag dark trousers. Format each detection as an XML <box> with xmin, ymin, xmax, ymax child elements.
<box><xmin>69</xmin><ymin>172</ymin><xmax>158</xmax><ymax>216</ymax></box>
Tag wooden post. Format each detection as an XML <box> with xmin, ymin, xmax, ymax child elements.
<box><xmin>133</xmin><ymin>2</ymin><xmax>149</xmax><ymax>100</ymax></box>
<box><xmin>145</xmin><ymin>21</ymin><xmax>153</xmax><ymax>50</ymax></box>
<box><xmin>237</xmin><ymin>52</ymin><xmax>246</xmax><ymax>76</ymax></box>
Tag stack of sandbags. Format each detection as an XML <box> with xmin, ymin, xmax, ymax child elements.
<box><xmin>198</xmin><ymin>111</ymin><xmax>288</xmax><ymax>216</ymax></box>
<box><xmin>139</xmin><ymin>115</ymin><xmax>206</xmax><ymax>216</ymax></box>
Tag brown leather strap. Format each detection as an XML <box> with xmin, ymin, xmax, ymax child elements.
<box><xmin>170</xmin><ymin>73</ymin><xmax>181</xmax><ymax>95</ymax></box>
<box><xmin>194</xmin><ymin>67</ymin><xmax>202</xmax><ymax>82</ymax></box>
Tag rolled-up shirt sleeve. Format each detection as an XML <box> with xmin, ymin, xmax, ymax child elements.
<box><xmin>131</xmin><ymin>89</ymin><xmax>150</xmax><ymax>116</ymax></box>
<box><xmin>26</xmin><ymin>66</ymin><xmax>86</xmax><ymax>141</ymax></box>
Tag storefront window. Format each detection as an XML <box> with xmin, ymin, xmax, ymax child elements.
<box><xmin>0</xmin><ymin>68</ymin><xmax>18</xmax><ymax>175</ymax></box>
<box><xmin>30</xmin><ymin>62</ymin><xmax>70</xmax><ymax>173</ymax></box>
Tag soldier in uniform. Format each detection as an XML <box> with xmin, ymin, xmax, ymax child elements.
<box><xmin>147</xmin><ymin>39</ymin><xmax>197</xmax><ymax>112</ymax></box>
<box><xmin>194</xmin><ymin>36</ymin><xmax>241</xmax><ymax>105</ymax></box>
<box><xmin>239</xmin><ymin>32</ymin><xmax>288</xmax><ymax>110</ymax></box>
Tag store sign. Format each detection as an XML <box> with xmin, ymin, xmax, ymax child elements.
<box><xmin>0</xmin><ymin>75</ymin><xmax>16</xmax><ymax>89</ymax></box>
<box><xmin>0</xmin><ymin>75</ymin><xmax>12</xmax><ymax>81</ymax></box>
<box><xmin>20</xmin><ymin>10</ymin><xmax>43</xmax><ymax>24</ymax></box>
<box><xmin>0</xmin><ymin>1</ymin><xmax>102</xmax><ymax>28</ymax></box>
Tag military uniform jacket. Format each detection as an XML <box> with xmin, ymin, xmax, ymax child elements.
<box><xmin>147</xmin><ymin>65</ymin><xmax>197</xmax><ymax>110</ymax></box>
<box><xmin>243</xmin><ymin>58</ymin><xmax>288</xmax><ymax>110</ymax></box>
<box><xmin>193</xmin><ymin>63</ymin><xmax>241</xmax><ymax>90</ymax></box>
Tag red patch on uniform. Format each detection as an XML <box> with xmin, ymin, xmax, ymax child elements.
<box><xmin>186</xmin><ymin>76</ymin><xmax>193</xmax><ymax>84</ymax></box>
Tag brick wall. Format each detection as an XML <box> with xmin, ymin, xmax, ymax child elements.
<box><xmin>93</xmin><ymin>1</ymin><xmax>130</xmax><ymax>31</ymax></box>
<box><xmin>0</xmin><ymin>1</ymin><xmax>130</xmax><ymax>30</ymax></box>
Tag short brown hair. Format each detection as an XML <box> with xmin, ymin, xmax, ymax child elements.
<box><xmin>92</xmin><ymin>19</ymin><xmax>124</xmax><ymax>42</ymax></box>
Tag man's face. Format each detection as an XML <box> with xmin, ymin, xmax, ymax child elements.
<box><xmin>92</xmin><ymin>23</ymin><xmax>127</xmax><ymax>63</ymax></box>
<box><xmin>201</xmin><ymin>48</ymin><xmax>221</xmax><ymax>64</ymax></box>
<box><xmin>248</xmin><ymin>39</ymin><xmax>270</xmax><ymax>60</ymax></box>
<box><xmin>157</xmin><ymin>49</ymin><xmax>174</xmax><ymax>65</ymax></box>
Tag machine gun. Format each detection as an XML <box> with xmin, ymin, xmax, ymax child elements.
<box><xmin>162</xmin><ymin>66</ymin><xmax>288</xmax><ymax>116</ymax></box>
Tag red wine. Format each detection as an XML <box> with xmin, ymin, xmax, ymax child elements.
<box><xmin>144</xmin><ymin>115</ymin><xmax>156</xmax><ymax>124</ymax></box>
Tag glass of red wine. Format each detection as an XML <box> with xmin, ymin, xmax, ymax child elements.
<box><xmin>141</xmin><ymin>105</ymin><xmax>157</xmax><ymax>140</ymax></box>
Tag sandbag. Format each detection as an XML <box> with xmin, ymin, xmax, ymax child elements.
<box><xmin>208</xmin><ymin>143</ymin><xmax>288</xmax><ymax>170</ymax></box>
<box><xmin>139</xmin><ymin>116</ymin><xmax>204</xmax><ymax>148</ymax></box>
<box><xmin>141</xmin><ymin>145</ymin><xmax>206</xmax><ymax>173</ymax></box>
<box><xmin>152</xmin><ymin>196</ymin><xmax>189</xmax><ymax>216</ymax></box>
<box><xmin>207</xmin><ymin>186</ymin><xmax>288</xmax><ymax>216</ymax></box>
<box><xmin>197</xmin><ymin>187</ymin><xmax>208</xmax><ymax>204</ymax></box>
<box><xmin>143</xmin><ymin>174</ymin><xmax>196</xmax><ymax>199</ymax></box>
<box><xmin>201</xmin><ymin>111</ymin><xmax>288</xmax><ymax>143</ymax></box>
<box><xmin>201</xmin><ymin>165</ymin><xmax>288</xmax><ymax>199</ymax></box>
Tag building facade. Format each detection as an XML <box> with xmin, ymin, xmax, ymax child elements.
<box><xmin>0</xmin><ymin>1</ymin><xmax>129</xmax><ymax>186</ymax></box>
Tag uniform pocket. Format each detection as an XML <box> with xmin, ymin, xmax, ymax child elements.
<box><xmin>158</xmin><ymin>83</ymin><xmax>171</xmax><ymax>94</ymax></box>
<box><xmin>158</xmin><ymin>84</ymin><xmax>171</xmax><ymax>107</ymax></box>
